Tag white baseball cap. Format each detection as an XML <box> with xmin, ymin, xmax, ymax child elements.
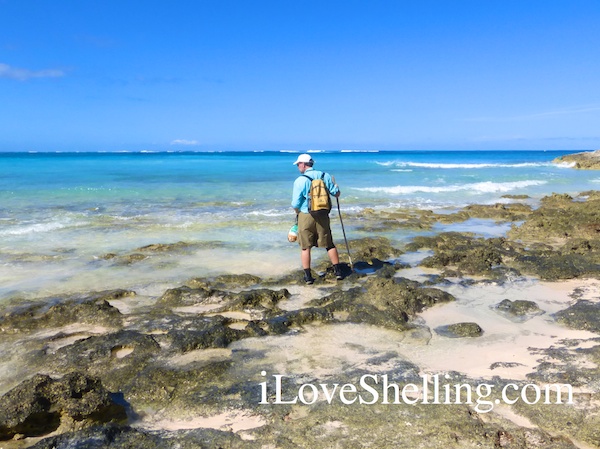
<box><xmin>293</xmin><ymin>154</ymin><xmax>313</xmax><ymax>165</ymax></box>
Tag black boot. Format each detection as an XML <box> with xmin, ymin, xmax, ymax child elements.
<box><xmin>333</xmin><ymin>264</ymin><xmax>344</xmax><ymax>280</ymax></box>
<box><xmin>303</xmin><ymin>269</ymin><xmax>315</xmax><ymax>285</ymax></box>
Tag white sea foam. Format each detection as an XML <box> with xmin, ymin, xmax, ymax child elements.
<box><xmin>0</xmin><ymin>221</ymin><xmax>69</xmax><ymax>236</ymax></box>
<box><xmin>354</xmin><ymin>180</ymin><xmax>546</xmax><ymax>195</ymax></box>
<box><xmin>245</xmin><ymin>209</ymin><xmax>289</xmax><ymax>217</ymax></box>
<box><xmin>376</xmin><ymin>161</ymin><xmax>550</xmax><ymax>169</ymax></box>
<box><xmin>553</xmin><ymin>161</ymin><xmax>577</xmax><ymax>168</ymax></box>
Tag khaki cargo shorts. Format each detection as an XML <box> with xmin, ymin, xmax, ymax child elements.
<box><xmin>297</xmin><ymin>212</ymin><xmax>334</xmax><ymax>250</ymax></box>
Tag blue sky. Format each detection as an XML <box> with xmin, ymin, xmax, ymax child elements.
<box><xmin>1</xmin><ymin>0</ymin><xmax>599</xmax><ymax>152</ymax></box>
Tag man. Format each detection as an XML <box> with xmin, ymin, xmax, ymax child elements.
<box><xmin>291</xmin><ymin>153</ymin><xmax>344</xmax><ymax>284</ymax></box>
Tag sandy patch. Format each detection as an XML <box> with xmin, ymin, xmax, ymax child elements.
<box><xmin>107</xmin><ymin>295</ymin><xmax>156</xmax><ymax>314</ymax></box>
<box><xmin>226</xmin><ymin>278</ymin><xmax>600</xmax><ymax>385</ymax></box>
<box><xmin>226</xmin><ymin>321</ymin><xmax>250</xmax><ymax>330</ymax></box>
<box><xmin>33</xmin><ymin>324</ymin><xmax>113</xmax><ymax>340</ymax></box>
<box><xmin>278</xmin><ymin>285</ymin><xmax>335</xmax><ymax>311</ymax></box>
<box><xmin>173</xmin><ymin>304</ymin><xmax>223</xmax><ymax>314</ymax></box>
<box><xmin>168</xmin><ymin>348</ymin><xmax>233</xmax><ymax>367</ymax></box>
<box><xmin>33</xmin><ymin>324</ymin><xmax>113</xmax><ymax>353</ymax></box>
<box><xmin>44</xmin><ymin>334</ymin><xmax>93</xmax><ymax>354</ymax></box>
<box><xmin>111</xmin><ymin>346</ymin><xmax>134</xmax><ymax>358</ymax></box>
<box><xmin>135</xmin><ymin>409</ymin><xmax>266</xmax><ymax>434</ymax></box>
<box><xmin>491</xmin><ymin>403</ymin><xmax>537</xmax><ymax>428</ymax></box>
<box><xmin>205</xmin><ymin>311</ymin><xmax>254</xmax><ymax>320</ymax></box>
<box><xmin>231</xmin><ymin>322</ymin><xmax>413</xmax><ymax>380</ymax></box>
<box><xmin>402</xmin><ymin>278</ymin><xmax>600</xmax><ymax>380</ymax></box>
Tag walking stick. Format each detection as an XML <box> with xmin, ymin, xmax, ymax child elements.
<box><xmin>336</xmin><ymin>197</ymin><xmax>353</xmax><ymax>269</ymax></box>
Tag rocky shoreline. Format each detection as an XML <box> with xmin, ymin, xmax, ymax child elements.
<box><xmin>2</xmin><ymin>190</ymin><xmax>600</xmax><ymax>448</ymax></box>
<box><xmin>553</xmin><ymin>150</ymin><xmax>600</xmax><ymax>170</ymax></box>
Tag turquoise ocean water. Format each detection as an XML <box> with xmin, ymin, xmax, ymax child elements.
<box><xmin>1</xmin><ymin>149</ymin><xmax>598</xmax><ymax>301</ymax></box>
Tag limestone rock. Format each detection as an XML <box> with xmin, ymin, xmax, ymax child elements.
<box><xmin>553</xmin><ymin>150</ymin><xmax>600</xmax><ymax>170</ymax></box>
<box><xmin>0</xmin><ymin>372</ymin><xmax>126</xmax><ymax>441</ymax></box>
<box><xmin>435</xmin><ymin>322</ymin><xmax>484</xmax><ymax>338</ymax></box>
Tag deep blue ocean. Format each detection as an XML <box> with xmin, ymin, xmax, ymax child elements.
<box><xmin>1</xmin><ymin>149</ymin><xmax>597</xmax><ymax>300</ymax></box>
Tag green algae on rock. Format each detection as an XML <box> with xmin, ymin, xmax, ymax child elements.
<box><xmin>189</xmin><ymin>273</ymin><xmax>262</xmax><ymax>289</ymax></box>
<box><xmin>307</xmin><ymin>276</ymin><xmax>456</xmax><ymax>331</ymax></box>
<box><xmin>100</xmin><ymin>241</ymin><xmax>226</xmax><ymax>265</ymax></box>
<box><xmin>516</xmin><ymin>342</ymin><xmax>600</xmax><ymax>449</ymax></box>
<box><xmin>494</xmin><ymin>299</ymin><xmax>545</xmax><ymax>322</ymax></box>
<box><xmin>508</xmin><ymin>192</ymin><xmax>600</xmax><ymax>242</ymax></box>
<box><xmin>0</xmin><ymin>290</ymin><xmax>132</xmax><ymax>334</ymax></box>
<box><xmin>437</xmin><ymin>202</ymin><xmax>533</xmax><ymax>224</ymax></box>
<box><xmin>353</xmin><ymin>208</ymin><xmax>439</xmax><ymax>231</ymax></box>
<box><xmin>554</xmin><ymin>300</ymin><xmax>600</xmax><ymax>333</ymax></box>
<box><xmin>506</xmin><ymin>193</ymin><xmax>600</xmax><ymax>279</ymax></box>
<box><xmin>0</xmin><ymin>372</ymin><xmax>127</xmax><ymax>441</ymax></box>
<box><xmin>405</xmin><ymin>232</ymin><xmax>508</xmax><ymax>277</ymax></box>
<box><xmin>434</xmin><ymin>322</ymin><xmax>484</xmax><ymax>338</ymax></box>
<box><xmin>404</xmin><ymin>193</ymin><xmax>600</xmax><ymax>280</ymax></box>
<box><xmin>345</xmin><ymin>236</ymin><xmax>404</xmax><ymax>262</ymax></box>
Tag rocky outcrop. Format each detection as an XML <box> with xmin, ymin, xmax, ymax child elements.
<box><xmin>553</xmin><ymin>150</ymin><xmax>600</xmax><ymax>169</ymax></box>
<box><xmin>435</xmin><ymin>322</ymin><xmax>484</xmax><ymax>338</ymax></box>
<box><xmin>403</xmin><ymin>192</ymin><xmax>600</xmax><ymax>280</ymax></box>
<box><xmin>494</xmin><ymin>299</ymin><xmax>544</xmax><ymax>322</ymax></box>
<box><xmin>509</xmin><ymin>192</ymin><xmax>600</xmax><ymax>242</ymax></box>
<box><xmin>28</xmin><ymin>424</ymin><xmax>244</xmax><ymax>449</ymax></box>
<box><xmin>307</xmin><ymin>276</ymin><xmax>456</xmax><ymax>331</ymax></box>
<box><xmin>554</xmin><ymin>300</ymin><xmax>600</xmax><ymax>333</ymax></box>
<box><xmin>101</xmin><ymin>241</ymin><xmax>226</xmax><ymax>265</ymax></box>
<box><xmin>0</xmin><ymin>290</ymin><xmax>130</xmax><ymax>334</ymax></box>
<box><xmin>438</xmin><ymin>202</ymin><xmax>533</xmax><ymax>223</ymax></box>
<box><xmin>187</xmin><ymin>273</ymin><xmax>262</xmax><ymax>289</ymax></box>
<box><xmin>0</xmin><ymin>372</ymin><xmax>126</xmax><ymax>441</ymax></box>
<box><xmin>405</xmin><ymin>232</ymin><xmax>511</xmax><ymax>277</ymax></box>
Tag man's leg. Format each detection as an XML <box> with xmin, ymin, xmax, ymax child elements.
<box><xmin>327</xmin><ymin>246</ymin><xmax>344</xmax><ymax>280</ymax></box>
<box><xmin>316</xmin><ymin>215</ymin><xmax>344</xmax><ymax>280</ymax></box>
<box><xmin>301</xmin><ymin>247</ymin><xmax>314</xmax><ymax>284</ymax></box>
<box><xmin>327</xmin><ymin>247</ymin><xmax>339</xmax><ymax>265</ymax></box>
<box><xmin>301</xmin><ymin>247</ymin><xmax>311</xmax><ymax>269</ymax></box>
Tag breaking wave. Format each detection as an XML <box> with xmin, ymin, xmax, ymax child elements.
<box><xmin>376</xmin><ymin>161</ymin><xmax>551</xmax><ymax>169</ymax></box>
<box><xmin>354</xmin><ymin>180</ymin><xmax>547</xmax><ymax>195</ymax></box>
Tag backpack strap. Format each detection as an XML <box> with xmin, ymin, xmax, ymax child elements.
<box><xmin>302</xmin><ymin>173</ymin><xmax>325</xmax><ymax>182</ymax></box>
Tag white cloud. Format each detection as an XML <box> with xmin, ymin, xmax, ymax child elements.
<box><xmin>0</xmin><ymin>63</ymin><xmax>65</xmax><ymax>81</ymax></box>
<box><xmin>171</xmin><ymin>139</ymin><xmax>199</xmax><ymax>146</ymax></box>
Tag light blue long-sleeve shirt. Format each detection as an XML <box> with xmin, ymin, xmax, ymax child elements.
<box><xmin>291</xmin><ymin>168</ymin><xmax>339</xmax><ymax>213</ymax></box>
